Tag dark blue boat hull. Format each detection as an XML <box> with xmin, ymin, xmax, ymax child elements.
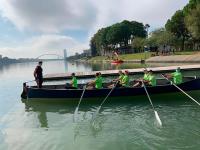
<box><xmin>26</xmin><ymin>79</ymin><xmax>200</xmax><ymax>100</ymax></box>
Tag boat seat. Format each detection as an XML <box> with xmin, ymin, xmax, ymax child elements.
<box><xmin>156</xmin><ymin>79</ymin><xmax>170</xmax><ymax>85</ymax></box>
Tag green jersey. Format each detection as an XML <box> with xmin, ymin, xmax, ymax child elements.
<box><xmin>122</xmin><ymin>75</ymin><xmax>129</xmax><ymax>87</ymax></box>
<box><xmin>72</xmin><ymin>77</ymin><xmax>78</xmax><ymax>88</ymax></box>
<box><xmin>143</xmin><ymin>73</ymin><xmax>149</xmax><ymax>81</ymax></box>
<box><xmin>171</xmin><ymin>72</ymin><xmax>182</xmax><ymax>85</ymax></box>
<box><xmin>95</xmin><ymin>76</ymin><xmax>103</xmax><ymax>89</ymax></box>
<box><xmin>148</xmin><ymin>75</ymin><xmax>156</xmax><ymax>86</ymax></box>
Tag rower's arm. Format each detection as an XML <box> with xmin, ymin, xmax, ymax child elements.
<box><xmin>33</xmin><ymin>67</ymin><xmax>38</xmax><ymax>78</ymax></box>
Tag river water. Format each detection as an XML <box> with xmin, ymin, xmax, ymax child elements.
<box><xmin>0</xmin><ymin>61</ymin><xmax>200</xmax><ymax>150</ymax></box>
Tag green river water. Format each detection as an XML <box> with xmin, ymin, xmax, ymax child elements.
<box><xmin>0</xmin><ymin>61</ymin><xmax>200</xmax><ymax>150</ymax></box>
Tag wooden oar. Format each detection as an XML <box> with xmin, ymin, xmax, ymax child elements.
<box><xmin>73</xmin><ymin>85</ymin><xmax>87</xmax><ymax>122</ymax></box>
<box><xmin>161</xmin><ymin>75</ymin><xmax>200</xmax><ymax>106</ymax></box>
<box><xmin>142</xmin><ymin>81</ymin><xmax>162</xmax><ymax>126</ymax></box>
<box><xmin>92</xmin><ymin>82</ymin><xmax>118</xmax><ymax>120</ymax></box>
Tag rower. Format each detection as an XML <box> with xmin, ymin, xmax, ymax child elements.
<box><xmin>108</xmin><ymin>70</ymin><xmax>124</xmax><ymax>88</ymax></box>
<box><xmin>71</xmin><ymin>73</ymin><xmax>78</xmax><ymax>89</ymax></box>
<box><xmin>87</xmin><ymin>72</ymin><xmax>103</xmax><ymax>89</ymax></box>
<box><xmin>65</xmin><ymin>73</ymin><xmax>78</xmax><ymax>89</ymax></box>
<box><xmin>133</xmin><ymin>69</ymin><xmax>149</xmax><ymax>87</ymax></box>
<box><xmin>147</xmin><ymin>70</ymin><xmax>157</xmax><ymax>86</ymax></box>
<box><xmin>99</xmin><ymin>72</ymin><xmax>103</xmax><ymax>83</ymax></box>
<box><xmin>121</xmin><ymin>70</ymin><xmax>130</xmax><ymax>87</ymax></box>
<box><xmin>164</xmin><ymin>67</ymin><xmax>182</xmax><ymax>85</ymax></box>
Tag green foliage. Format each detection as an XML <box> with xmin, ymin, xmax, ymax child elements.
<box><xmin>165</xmin><ymin>10</ymin><xmax>188</xmax><ymax>38</ymax></box>
<box><xmin>148</xmin><ymin>28</ymin><xmax>176</xmax><ymax>46</ymax></box>
<box><xmin>185</xmin><ymin>4</ymin><xmax>200</xmax><ymax>41</ymax></box>
<box><xmin>165</xmin><ymin>10</ymin><xmax>189</xmax><ymax>50</ymax></box>
<box><xmin>131</xmin><ymin>37</ymin><xmax>146</xmax><ymax>53</ymax></box>
<box><xmin>89</xmin><ymin>52</ymin><xmax>152</xmax><ymax>61</ymax></box>
<box><xmin>90</xmin><ymin>20</ymin><xmax>147</xmax><ymax>56</ymax></box>
<box><xmin>183</xmin><ymin>0</ymin><xmax>200</xmax><ymax>14</ymax></box>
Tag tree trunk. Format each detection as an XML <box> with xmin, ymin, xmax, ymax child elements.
<box><xmin>181</xmin><ymin>36</ymin><xmax>185</xmax><ymax>51</ymax></box>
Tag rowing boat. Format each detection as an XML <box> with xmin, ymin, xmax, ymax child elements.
<box><xmin>21</xmin><ymin>77</ymin><xmax>200</xmax><ymax>101</ymax></box>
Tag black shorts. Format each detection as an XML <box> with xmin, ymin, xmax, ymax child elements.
<box><xmin>116</xmin><ymin>82</ymin><xmax>122</xmax><ymax>88</ymax></box>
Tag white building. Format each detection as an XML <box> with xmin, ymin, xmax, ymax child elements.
<box><xmin>83</xmin><ymin>49</ymin><xmax>91</xmax><ymax>57</ymax></box>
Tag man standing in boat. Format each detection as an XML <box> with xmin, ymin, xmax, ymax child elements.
<box><xmin>34</xmin><ymin>61</ymin><xmax>43</xmax><ymax>88</ymax></box>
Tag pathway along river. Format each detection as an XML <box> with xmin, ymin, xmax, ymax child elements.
<box><xmin>0</xmin><ymin>61</ymin><xmax>200</xmax><ymax>150</ymax></box>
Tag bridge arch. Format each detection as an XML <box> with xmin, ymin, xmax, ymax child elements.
<box><xmin>36</xmin><ymin>54</ymin><xmax>64</xmax><ymax>59</ymax></box>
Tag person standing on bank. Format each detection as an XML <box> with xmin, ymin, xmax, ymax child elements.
<box><xmin>34</xmin><ymin>61</ymin><xmax>43</xmax><ymax>88</ymax></box>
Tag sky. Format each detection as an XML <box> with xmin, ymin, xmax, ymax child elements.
<box><xmin>0</xmin><ymin>0</ymin><xmax>189</xmax><ymax>58</ymax></box>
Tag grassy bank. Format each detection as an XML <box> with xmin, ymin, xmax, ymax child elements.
<box><xmin>87</xmin><ymin>50</ymin><xmax>199</xmax><ymax>62</ymax></box>
<box><xmin>89</xmin><ymin>52</ymin><xmax>151</xmax><ymax>61</ymax></box>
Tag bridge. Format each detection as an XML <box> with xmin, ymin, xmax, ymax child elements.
<box><xmin>36</xmin><ymin>54</ymin><xmax>64</xmax><ymax>60</ymax></box>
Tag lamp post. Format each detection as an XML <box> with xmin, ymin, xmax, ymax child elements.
<box><xmin>144</xmin><ymin>46</ymin><xmax>148</xmax><ymax>60</ymax></box>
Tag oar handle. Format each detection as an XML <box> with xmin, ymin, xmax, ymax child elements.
<box><xmin>100</xmin><ymin>81</ymin><xmax>118</xmax><ymax>106</ymax></box>
<box><xmin>142</xmin><ymin>81</ymin><xmax>155</xmax><ymax>110</ymax></box>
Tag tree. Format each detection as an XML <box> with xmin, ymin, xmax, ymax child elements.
<box><xmin>90</xmin><ymin>20</ymin><xmax>147</xmax><ymax>56</ymax></box>
<box><xmin>185</xmin><ymin>4</ymin><xmax>200</xmax><ymax>50</ymax></box>
<box><xmin>185</xmin><ymin>4</ymin><xmax>200</xmax><ymax>41</ymax></box>
<box><xmin>183</xmin><ymin>0</ymin><xmax>200</xmax><ymax>14</ymax></box>
<box><xmin>147</xmin><ymin>28</ymin><xmax>176</xmax><ymax>46</ymax></box>
<box><xmin>131</xmin><ymin>37</ymin><xmax>146</xmax><ymax>53</ymax></box>
<box><xmin>165</xmin><ymin>10</ymin><xmax>189</xmax><ymax>50</ymax></box>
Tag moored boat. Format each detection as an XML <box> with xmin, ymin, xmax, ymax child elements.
<box><xmin>21</xmin><ymin>77</ymin><xmax>200</xmax><ymax>101</ymax></box>
<box><xmin>111</xmin><ymin>59</ymin><xmax>124</xmax><ymax>64</ymax></box>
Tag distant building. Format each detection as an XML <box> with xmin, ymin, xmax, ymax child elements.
<box><xmin>63</xmin><ymin>49</ymin><xmax>67</xmax><ymax>60</ymax></box>
<box><xmin>0</xmin><ymin>54</ymin><xmax>2</xmax><ymax>59</ymax></box>
<box><xmin>83</xmin><ymin>49</ymin><xmax>91</xmax><ymax>57</ymax></box>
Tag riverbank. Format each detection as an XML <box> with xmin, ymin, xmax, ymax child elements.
<box><xmin>82</xmin><ymin>51</ymin><xmax>199</xmax><ymax>63</ymax></box>
<box><xmin>146</xmin><ymin>52</ymin><xmax>200</xmax><ymax>63</ymax></box>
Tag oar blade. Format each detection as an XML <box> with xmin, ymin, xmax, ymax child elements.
<box><xmin>92</xmin><ymin>107</ymin><xmax>101</xmax><ymax>120</ymax></box>
<box><xmin>73</xmin><ymin>107</ymin><xmax>79</xmax><ymax>122</ymax></box>
<box><xmin>154</xmin><ymin>111</ymin><xmax>162</xmax><ymax>126</ymax></box>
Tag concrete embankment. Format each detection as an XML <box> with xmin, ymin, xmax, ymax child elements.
<box><xmin>146</xmin><ymin>53</ymin><xmax>200</xmax><ymax>63</ymax></box>
<box><xmin>44</xmin><ymin>64</ymin><xmax>200</xmax><ymax>80</ymax></box>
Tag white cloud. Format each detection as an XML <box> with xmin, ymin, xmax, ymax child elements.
<box><xmin>0</xmin><ymin>0</ymin><xmax>189</xmax><ymax>58</ymax></box>
<box><xmin>0</xmin><ymin>0</ymin><xmax>189</xmax><ymax>34</ymax></box>
<box><xmin>0</xmin><ymin>0</ymin><xmax>96</xmax><ymax>33</ymax></box>
<box><xmin>89</xmin><ymin>0</ymin><xmax>189</xmax><ymax>35</ymax></box>
<box><xmin>0</xmin><ymin>34</ymin><xmax>88</xmax><ymax>58</ymax></box>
